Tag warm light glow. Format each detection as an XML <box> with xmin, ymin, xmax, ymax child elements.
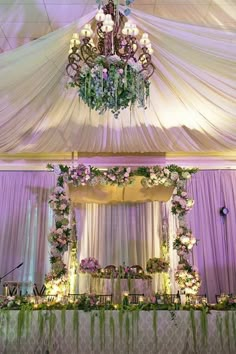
<box><xmin>138</xmin><ymin>296</ymin><xmax>144</xmax><ymax>303</ymax></box>
<box><xmin>95</xmin><ymin>8</ymin><xmax>105</xmax><ymax>22</ymax></box>
<box><xmin>72</xmin><ymin>33</ymin><xmax>79</xmax><ymax>40</ymax></box>
<box><xmin>140</xmin><ymin>33</ymin><xmax>150</xmax><ymax>46</ymax></box>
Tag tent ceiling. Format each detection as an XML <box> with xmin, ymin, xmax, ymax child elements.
<box><xmin>0</xmin><ymin>2</ymin><xmax>235</xmax><ymax>163</ymax></box>
<box><xmin>0</xmin><ymin>0</ymin><xmax>236</xmax><ymax>53</ymax></box>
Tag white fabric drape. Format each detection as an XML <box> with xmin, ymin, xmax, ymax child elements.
<box><xmin>0</xmin><ymin>10</ymin><xmax>235</xmax><ymax>153</ymax></box>
<box><xmin>0</xmin><ymin>172</ymin><xmax>56</xmax><ymax>291</ymax></box>
<box><xmin>74</xmin><ymin>201</ymin><xmax>179</xmax><ymax>292</ymax></box>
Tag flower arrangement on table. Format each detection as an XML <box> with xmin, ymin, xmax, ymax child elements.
<box><xmin>45</xmin><ymin>274</ymin><xmax>68</xmax><ymax>295</ymax></box>
<box><xmin>173</xmin><ymin>227</ymin><xmax>197</xmax><ymax>255</ymax></box>
<box><xmin>71</xmin><ymin>56</ymin><xmax>150</xmax><ymax>118</ymax></box>
<box><xmin>79</xmin><ymin>257</ymin><xmax>101</xmax><ymax>273</ymax></box>
<box><xmin>146</xmin><ymin>258</ymin><xmax>169</xmax><ymax>273</ymax></box>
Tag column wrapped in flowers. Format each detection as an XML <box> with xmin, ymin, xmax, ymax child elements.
<box><xmin>45</xmin><ymin>184</ymin><xmax>72</xmax><ymax>295</ymax></box>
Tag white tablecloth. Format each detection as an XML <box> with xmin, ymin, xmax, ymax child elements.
<box><xmin>90</xmin><ymin>278</ymin><xmax>153</xmax><ymax>303</ymax></box>
<box><xmin>0</xmin><ymin>310</ymin><xmax>235</xmax><ymax>354</ymax></box>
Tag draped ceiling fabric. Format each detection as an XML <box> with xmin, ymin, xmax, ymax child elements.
<box><xmin>0</xmin><ymin>7</ymin><xmax>235</xmax><ymax>154</ymax></box>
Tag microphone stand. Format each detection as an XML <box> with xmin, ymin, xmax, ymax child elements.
<box><xmin>0</xmin><ymin>262</ymin><xmax>23</xmax><ymax>284</ymax></box>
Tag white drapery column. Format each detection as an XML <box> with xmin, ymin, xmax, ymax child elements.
<box><xmin>74</xmin><ymin>200</ymin><xmax>178</xmax><ymax>293</ymax></box>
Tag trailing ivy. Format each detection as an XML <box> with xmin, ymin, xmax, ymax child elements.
<box><xmin>38</xmin><ymin>310</ymin><xmax>45</xmax><ymax>338</ymax></box>
<box><xmin>216</xmin><ymin>313</ymin><xmax>223</xmax><ymax>350</ymax></box>
<box><xmin>135</xmin><ymin>308</ymin><xmax>140</xmax><ymax>336</ymax></box>
<box><xmin>200</xmin><ymin>308</ymin><xmax>208</xmax><ymax>347</ymax></box>
<box><xmin>190</xmin><ymin>308</ymin><xmax>197</xmax><ymax>353</ymax></box>
<box><xmin>90</xmin><ymin>312</ymin><xmax>95</xmax><ymax>350</ymax></box>
<box><xmin>224</xmin><ymin>311</ymin><xmax>230</xmax><ymax>352</ymax></box>
<box><xmin>127</xmin><ymin>276</ymin><xmax>131</xmax><ymax>292</ymax></box>
<box><xmin>25</xmin><ymin>307</ymin><xmax>32</xmax><ymax>338</ymax></box>
<box><xmin>17</xmin><ymin>307</ymin><xmax>25</xmax><ymax>343</ymax></box>
<box><xmin>232</xmin><ymin>312</ymin><xmax>236</xmax><ymax>349</ymax></box>
<box><xmin>153</xmin><ymin>309</ymin><xmax>158</xmax><ymax>350</ymax></box>
<box><xmin>125</xmin><ymin>312</ymin><xmax>130</xmax><ymax>352</ymax></box>
<box><xmin>99</xmin><ymin>309</ymin><xmax>106</xmax><ymax>351</ymax></box>
<box><xmin>49</xmin><ymin>310</ymin><xmax>56</xmax><ymax>343</ymax></box>
<box><xmin>61</xmin><ymin>307</ymin><xmax>66</xmax><ymax>336</ymax></box>
<box><xmin>109</xmin><ymin>312</ymin><xmax>115</xmax><ymax>352</ymax></box>
<box><xmin>73</xmin><ymin>308</ymin><xmax>79</xmax><ymax>351</ymax></box>
<box><xmin>119</xmin><ymin>309</ymin><xmax>123</xmax><ymax>339</ymax></box>
<box><xmin>131</xmin><ymin>310</ymin><xmax>135</xmax><ymax>351</ymax></box>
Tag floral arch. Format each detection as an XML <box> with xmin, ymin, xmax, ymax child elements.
<box><xmin>45</xmin><ymin>164</ymin><xmax>200</xmax><ymax>297</ymax></box>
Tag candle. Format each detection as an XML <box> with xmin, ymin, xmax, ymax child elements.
<box><xmin>138</xmin><ymin>296</ymin><xmax>144</xmax><ymax>303</ymax></box>
<box><xmin>4</xmin><ymin>286</ymin><xmax>9</xmax><ymax>297</ymax></box>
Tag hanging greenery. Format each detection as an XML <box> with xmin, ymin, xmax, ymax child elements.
<box><xmin>72</xmin><ymin>57</ymin><xmax>150</xmax><ymax>118</ymax></box>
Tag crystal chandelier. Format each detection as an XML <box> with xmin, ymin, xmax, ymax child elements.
<box><xmin>67</xmin><ymin>0</ymin><xmax>154</xmax><ymax>118</ymax></box>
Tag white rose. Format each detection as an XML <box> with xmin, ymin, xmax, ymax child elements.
<box><xmin>170</xmin><ymin>172</ymin><xmax>179</xmax><ymax>181</ymax></box>
<box><xmin>186</xmin><ymin>199</ymin><xmax>194</xmax><ymax>207</ymax></box>
<box><xmin>182</xmin><ymin>171</ymin><xmax>191</xmax><ymax>179</ymax></box>
<box><xmin>150</xmin><ymin>173</ymin><xmax>157</xmax><ymax>180</ymax></box>
<box><xmin>163</xmin><ymin>168</ymin><xmax>170</xmax><ymax>176</ymax></box>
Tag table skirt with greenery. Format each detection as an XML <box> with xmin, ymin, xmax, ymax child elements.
<box><xmin>0</xmin><ymin>310</ymin><xmax>235</xmax><ymax>353</ymax></box>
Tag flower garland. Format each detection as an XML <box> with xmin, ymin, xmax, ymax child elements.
<box><xmin>45</xmin><ymin>184</ymin><xmax>72</xmax><ymax>295</ymax></box>
<box><xmin>175</xmin><ymin>263</ymin><xmax>201</xmax><ymax>295</ymax></box>
<box><xmin>46</xmin><ymin>163</ymin><xmax>199</xmax><ymax>294</ymax></box>
<box><xmin>173</xmin><ymin>227</ymin><xmax>197</xmax><ymax>255</ymax></box>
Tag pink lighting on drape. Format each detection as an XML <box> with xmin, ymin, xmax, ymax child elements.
<box><xmin>187</xmin><ymin>170</ymin><xmax>236</xmax><ymax>302</ymax></box>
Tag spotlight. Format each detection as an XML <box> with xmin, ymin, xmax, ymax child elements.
<box><xmin>220</xmin><ymin>207</ymin><xmax>229</xmax><ymax>216</ymax></box>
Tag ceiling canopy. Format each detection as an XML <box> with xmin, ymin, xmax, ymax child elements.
<box><xmin>0</xmin><ymin>4</ymin><xmax>235</xmax><ymax>157</ymax></box>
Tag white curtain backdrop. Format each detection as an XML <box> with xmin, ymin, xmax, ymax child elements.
<box><xmin>75</xmin><ymin>200</ymin><xmax>179</xmax><ymax>292</ymax></box>
<box><xmin>0</xmin><ymin>172</ymin><xmax>56</xmax><ymax>292</ymax></box>
<box><xmin>0</xmin><ymin>9</ymin><xmax>235</xmax><ymax>153</ymax></box>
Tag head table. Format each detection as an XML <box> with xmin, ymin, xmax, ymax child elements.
<box><xmin>0</xmin><ymin>309</ymin><xmax>235</xmax><ymax>354</ymax></box>
<box><xmin>77</xmin><ymin>273</ymin><xmax>166</xmax><ymax>301</ymax></box>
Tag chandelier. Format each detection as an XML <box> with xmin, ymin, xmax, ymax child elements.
<box><xmin>67</xmin><ymin>0</ymin><xmax>154</xmax><ymax>118</ymax></box>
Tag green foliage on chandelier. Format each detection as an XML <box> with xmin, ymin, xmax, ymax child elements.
<box><xmin>71</xmin><ymin>57</ymin><xmax>150</xmax><ymax>118</ymax></box>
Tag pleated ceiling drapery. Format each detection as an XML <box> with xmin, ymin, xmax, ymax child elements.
<box><xmin>0</xmin><ymin>8</ymin><xmax>235</xmax><ymax>154</ymax></box>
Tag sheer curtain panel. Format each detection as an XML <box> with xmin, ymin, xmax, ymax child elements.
<box><xmin>0</xmin><ymin>172</ymin><xmax>56</xmax><ymax>291</ymax></box>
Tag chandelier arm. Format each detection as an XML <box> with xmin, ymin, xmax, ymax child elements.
<box><xmin>80</xmin><ymin>43</ymin><xmax>98</xmax><ymax>68</ymax></box>
<box><xmin>66</xmin><ymin>51</ymin><xmax>83</xmax><ymax>82</ymax></box>
<box><xmin>139</xmin><ymin>63</ymin><xmax>155</xmax><ymax>79</ymax></box>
